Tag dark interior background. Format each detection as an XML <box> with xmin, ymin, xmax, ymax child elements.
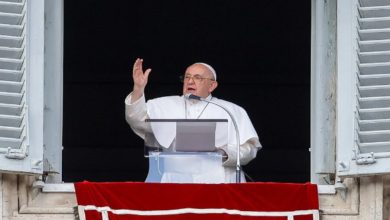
<box><xmin>63</xmin><ymin>0</ymin><xmax>311</xmax><ymax>182</ymax></box>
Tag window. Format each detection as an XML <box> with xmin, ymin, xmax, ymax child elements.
<box><xmin>1</xmin><ymin>0</ymin><xmax>312</xmax><ymax>184</ymax></box>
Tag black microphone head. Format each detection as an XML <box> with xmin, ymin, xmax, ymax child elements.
<box><xmin>184</xmin><ymin>93</ymin><xmax>192</xmax><ymax>99</ymax></box>
<box><xmin>188</xmin><ymin>94</ymin><xmax>202</xmax><ymax>101</ymax></box>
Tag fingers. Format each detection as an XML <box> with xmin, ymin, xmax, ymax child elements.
<box><xmin>132</xmin><ymin>58</ymin><xmax>151</xmax><ymax>85</ymax></box>
<box><xmin>133</xmin><ymin>58</ymin><xmax>142</xmax><ymax>76</ymax></box>
<box><xmin>133</xmin><ymin>58</ymin><xmax>149</xmax><ymax>74</ymax></box>
<box><xmin>133</xmin><ymin>58</ymin><xmax>139</xmax><ymax>70</ymax></box>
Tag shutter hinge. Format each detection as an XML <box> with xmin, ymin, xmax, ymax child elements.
<box><xmin>355</xmin><ymin>152</ymin><xmax>376</xmax><ymax>165</ymax></box>
<box><xmin>5</xmin><ymin>144</ymin><xmax>28</xmax><ymax>159</ymax></box>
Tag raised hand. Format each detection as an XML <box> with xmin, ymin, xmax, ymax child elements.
<box><xmin>131</xmin><ymin>58</ymin><xmax>151</xmax><ymax>102</ymax></box>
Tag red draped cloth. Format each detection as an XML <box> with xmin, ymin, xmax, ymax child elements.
<box><xmin>74</xmin><ymin>182</ymin><xmax>319</xmax><ymax>220</ymax></box>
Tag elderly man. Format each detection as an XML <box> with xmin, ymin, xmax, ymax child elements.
<box><xmin>125</xmin><ymin>58</ymin><xmax>261</xmax><ymax>183</ymax></box>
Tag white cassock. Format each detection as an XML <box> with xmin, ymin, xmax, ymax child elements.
<box><xmin>125</xmin><ymin>93</ymin><xmax>262</xmax><ymax>183</ymax></box>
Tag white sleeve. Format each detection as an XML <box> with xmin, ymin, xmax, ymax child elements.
<box><xmin>220</xmin><ymin>137</ymin><xmax>259</xmax><ymax>167</ymax></box>
<box><xmin>124</xmin><ymin>92</ymin><xmax>149</xmax><ymax>139</ymax></box>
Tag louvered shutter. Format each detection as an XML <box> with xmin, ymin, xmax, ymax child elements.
<box><xmin>0</xmin><ymin>0</ymin><xmax>44</xmax><ymax>174</ymax></box>
<box><xmin>338</xmin><ymin>0</ymin><xmax>390</xmax><ymax>177</ymax></box>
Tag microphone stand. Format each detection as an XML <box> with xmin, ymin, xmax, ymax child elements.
<box><xmin>185</xmin><ymin>94</ymin><xmax>242</xmax><ymax>183</ymax></box>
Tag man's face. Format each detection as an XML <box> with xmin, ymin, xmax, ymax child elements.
<box><xmin>182</xmin><ymin>64</ymin><xmax>218</xmax><ymax>98</ymax></box>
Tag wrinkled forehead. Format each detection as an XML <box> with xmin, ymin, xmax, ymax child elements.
<box><xmin>185</xmin><ymin>63</ymin><xmax>216</xmax><ymax>80</ymax></box>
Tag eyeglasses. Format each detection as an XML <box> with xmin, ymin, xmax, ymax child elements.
<box><xmin>179</xmin><ymin>74</ymin><xmax>215</xmax><ymax>83</ymax></box>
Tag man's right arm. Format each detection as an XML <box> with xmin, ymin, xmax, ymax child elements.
<box><xmin>124</xmin><ymin>58</ymin><xmax>152</xmax><ymax>138</ymax></box>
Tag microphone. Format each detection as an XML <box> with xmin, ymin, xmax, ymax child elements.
<box><xmin>184</xmin><ymin>93</ymin><xmax>202</xmax><ymax>101</ymax></box>
<box><xmin>185</xmin><ymin>93</ymin><xmax>242</xmax><ymax>183</ymax></box>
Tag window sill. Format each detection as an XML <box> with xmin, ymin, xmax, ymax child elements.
<box><xmin>42</xmin><ymin>183</ymin><xmax>75</xmax><ymax>193</ymax></box>
<box><xmin>42</xmin><ymin>183</ymin><xmax>337</xmax><ymax>194</ymax></box>
<box><xmin>317</xmin><ymin>184</ymin><xmax>336</xmax><ymax>194</ymax></box>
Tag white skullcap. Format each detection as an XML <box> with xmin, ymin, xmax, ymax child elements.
<box><xmin>194</xmin><ymin>62</ymin><xmax>217</xmax><ymax>80</ymax></box>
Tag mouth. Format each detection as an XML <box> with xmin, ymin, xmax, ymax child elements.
<box><xmin>186</xmin><ymin>88</ymin><xmax>196</xmax><ymax>93</ymax></box>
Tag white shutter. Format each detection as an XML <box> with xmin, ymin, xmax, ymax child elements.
<box><xmin>338</xmin><ymin>0</ymin><xmax>390</xmax><ymax>177</ymax></box>
<box><xmin>0</xmin><ymin>0</ymin><xmax>44</xmax><ymax>174</ymax></box>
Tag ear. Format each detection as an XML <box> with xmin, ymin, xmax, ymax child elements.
<box><xmin>209</xmin><ymin>81</ymin><xmax>218</xmax><ymax>93</ymax></box>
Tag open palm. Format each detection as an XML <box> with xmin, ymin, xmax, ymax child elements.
<box><xmin>133</xmin><ymin>58</ymin><xmax>151</xmax><ymax>91</ymax></box>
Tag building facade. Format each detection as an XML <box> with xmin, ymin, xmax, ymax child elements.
<box><xmin>0</xmin><ymin>0</ymin><xmax>389</xmax><ymax>219</ymax></box>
